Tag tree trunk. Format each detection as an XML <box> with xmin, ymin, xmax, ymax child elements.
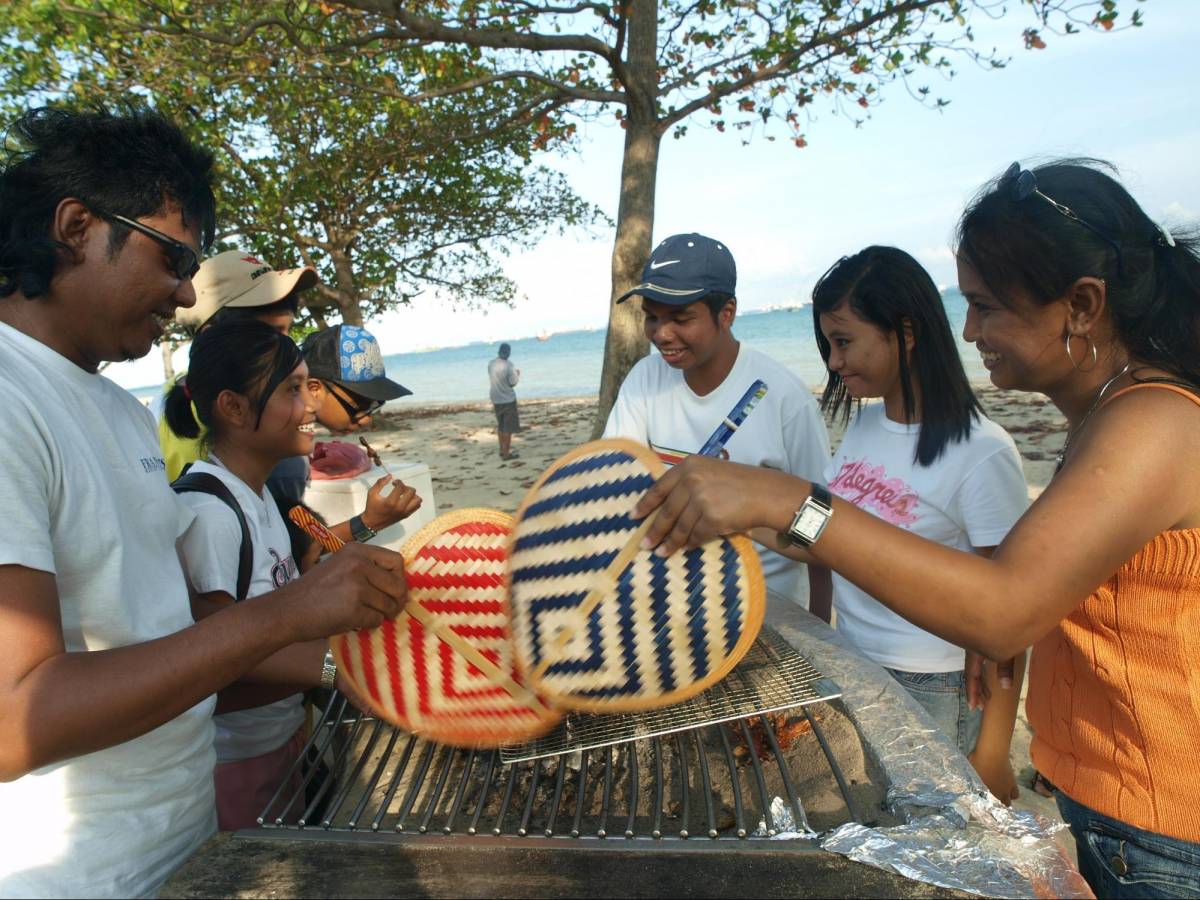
<box><xmin>592</xmin><ymin>0</ymin><xmax>661</xmax><ymax>437</ymax></box>
<box><xmin>329</xmin><ymin>245</ymin><xmax>365</xmax><ymax>327</ymax></box>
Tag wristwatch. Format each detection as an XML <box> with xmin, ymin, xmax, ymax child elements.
<box><xmin>785</xmin><ymin>484</ymin><xmax>834</xmax><ymax>548</ymax></box>
<box><xmin>349</xmin><ymin>513</ymin><xmax>377</xmax><ymax>543</ymax></box>
<box><xmin>320</xmin><ymin>649</ymin><xmax>338</xmax><ymax>690</ymax></box>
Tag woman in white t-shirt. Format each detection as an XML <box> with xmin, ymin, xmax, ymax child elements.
<box><xmin>164</xmin><ymin>320</ymin><xmax>326</xmax><ymax>829</ymax></box>
<box><xmin>811</xmin><ymin>246</ymin><xmax>1029</xmax><ymax>803</ymax></box>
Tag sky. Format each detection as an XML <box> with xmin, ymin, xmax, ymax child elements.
<box><xmin>106</xmin><ymin>1</ymin><xmax>1199</xmax><ymax>390</ymax></box>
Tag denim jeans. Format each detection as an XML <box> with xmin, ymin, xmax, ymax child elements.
<box><xmin>884</xmin><ymin>667</ymin><xmax>982</xmax><ymax>755</ymax></box>
<box><xmin>1056</xmin><ymin>791</ymin><xmax>1200</xmax><ymax>899</ymax></box>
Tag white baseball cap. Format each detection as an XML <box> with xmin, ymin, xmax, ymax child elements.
<box><xmin>177</xmin><ymin>249</ymin><xmax>319</xmax><ymax>329</ymax></box>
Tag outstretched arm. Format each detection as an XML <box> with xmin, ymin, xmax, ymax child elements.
<box><xmin>0</xmin><ymin>542</ymin><xmax>406</xmax><ymax>781</ymax></box>
<box><xmin>635</xmin><ymin>389</ymin><xmax>1200</xmax><ymax>660</ymax></box>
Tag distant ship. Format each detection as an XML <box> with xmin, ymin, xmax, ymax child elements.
<box><xmin>536</xmin><ymin>330</ymin><xmax>552</xmax><ymax>342</ymax></box>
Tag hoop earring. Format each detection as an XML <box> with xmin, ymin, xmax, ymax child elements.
<box><xmin>1065</xmin><ymin>332</ymin><xmax>1098</xmax><ymax>372</ymax></box>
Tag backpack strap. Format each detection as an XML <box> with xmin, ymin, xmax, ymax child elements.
<box><xmin>172</xmin><ymin>471</ymin><xmax>253</xmax><ymax>603</ymax></box>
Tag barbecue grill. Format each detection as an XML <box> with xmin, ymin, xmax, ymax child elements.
<box><xmin>257</xmin><ymin>627</ymin><xmax>882</xmax><ymax>843</ymax></box>
<box><xmin>164</xmin><ymin>609</ymin><xmax>1080</xmax><ymax>899</ymax></box>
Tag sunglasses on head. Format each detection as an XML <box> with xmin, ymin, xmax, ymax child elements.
<box><xmin>93</xmin><ymin>208</ymin><xmax>201</xmax><ymax>281</ymax></box>
<box><xmin>1002</xmin><ymin>162</ymin><xmax>1124</xmax><ymax>277</ymax></box>
<box><xmin>327</xmin><ymin>382</ymin><xmax>383</xmax><ymax>424</ymax></box>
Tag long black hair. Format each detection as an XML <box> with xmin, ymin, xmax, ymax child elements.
<box><xmin>958</xmin><ymin>158</ymin><xmax>1200</xmax><ymax>383</ymax></box>
<box><xmin>813</xmin><ymin>246</ymin><xmax>981</xmax><ymax>466</ymax></box>
<box><xmin>164</xmin><ymin>319</ymin><xmax>303</xmax><ymax>443</ymax></box>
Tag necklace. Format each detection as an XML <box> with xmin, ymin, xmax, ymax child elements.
<box><xmin>1054</xmin><ymin>363</ymin><xmax>1131</xmax><ymax>473</ymax></box>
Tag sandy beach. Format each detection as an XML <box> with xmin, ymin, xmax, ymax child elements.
<box><xmin>355</xmin><ymin>384</ymin><xmax>1070</xmax><ymax>839</ymax></box>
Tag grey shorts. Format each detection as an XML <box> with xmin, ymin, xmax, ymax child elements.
<box><xmin>494</xmin><ymin>401</ymin><xmax>520</xmax><ymax>434</ymax></box>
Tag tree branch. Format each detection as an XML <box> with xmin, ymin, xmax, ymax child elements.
<box><xmin>658</xmin><ymin>0</ymin><xmax>945</xmax><ymax>129</ymax></box>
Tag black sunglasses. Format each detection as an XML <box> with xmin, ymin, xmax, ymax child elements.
<box><xmin>326</xmin><ymin>382</ymin><xmax>383</xmax><ymax>423</ymax></box>
<box><xmin>95</xmin><ymin>209</ymin><xmax>201</xmax><ymax>281</ymax></box>
<box><xmin>1003</xmin><ymin>162</ymin><xmax>1124</xmax><ymax>277</ymax></box>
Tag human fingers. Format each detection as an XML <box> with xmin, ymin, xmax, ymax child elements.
<box><xmin>360</xmin><ymin>557</ymin><xmax>408</xmax><ymax>617</ymax></box>
<box><xmin>964</xmin><ymin>653</ymin><xmax>986</xmax><ymax>710</ymax></box>
<box><xmin>997</xmin><ymin>655</ymin><xmax>1015</xmax><ymax>691</ymax></box>
<box><xmin>638</xmin><ymin>475</ymin><xmax>693</xmax><ymax>553</ymax></box>
<box><xmin>367</xmin><ymin>475</ymin><xmax>394</xmax><ymax>499</ymax></box>
<box><xmin>386</xmin><ymin>482</ymin><xmax>419</xmax><ymax>512</ymax></box>
<box><xmin>633</xmin><ymin>463</ymin><xmax>684</xmax><ymax>520</ymax></box>
<box><xmin>651</xmin><ymin>498</ymin><xmax>705</xmax><ymax>558</ymax></box>
<box><xmin>398</xmin><ymin>487</ymin><xmax>423</xmax><ymax>519</ymax></box>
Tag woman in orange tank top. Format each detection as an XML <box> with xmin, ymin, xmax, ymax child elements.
<box><xmin>636</xmin><ymin>159</ymin><xmax>1200</xmax><ymax>898</ymax></box>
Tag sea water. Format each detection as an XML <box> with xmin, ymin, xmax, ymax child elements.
<box><xmin>130</xmin><ymin>290</ymin><xmax>982</xmax><ymax>406</ymax></box>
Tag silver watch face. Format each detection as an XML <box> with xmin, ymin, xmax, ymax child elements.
<box><xmin>794</xmin><ymin>506</ymin><xmax>827</xmax><ymax>538</ymax></box>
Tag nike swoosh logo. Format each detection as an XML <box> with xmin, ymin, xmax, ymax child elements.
<box><xmin>649</xmin><ymin>259</ymin><xmax>680</xmax><ymax>270</ymax></box>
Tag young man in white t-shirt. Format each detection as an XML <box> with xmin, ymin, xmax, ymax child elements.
<box><xmin>603</xmin><ymin>233</ymin><xmax>832</xmax><ymax>618</ymax></box>
<box><xmin>0</xmin><ymin>107</ymin><xmax>406</xmax><ymax>898</ymax></box>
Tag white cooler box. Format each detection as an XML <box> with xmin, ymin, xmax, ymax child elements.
<box><xmin>303</xmin><ymin>461</ymin><xmax>437</xmax><ymax>552</ymax></box>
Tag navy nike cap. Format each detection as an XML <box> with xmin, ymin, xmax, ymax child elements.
<box><xmin>616</xmin><ymin>233</ymin><xmax>737</xmax><ymax>306</ymax></box>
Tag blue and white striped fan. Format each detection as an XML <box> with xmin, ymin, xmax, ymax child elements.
<box><xmin>507</xmin><ymin>439</ymin><xmax>765</xmax><ymax>712</ymax></box>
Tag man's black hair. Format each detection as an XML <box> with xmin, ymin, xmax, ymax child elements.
<box><xmin>0</xmin><ymin>105</ymin><xmax>217</xmax><ymax>299</ymax></box>
<box><xmin>702</xmin><ymin>291</ymin><xmax>735</xmax><ymax>322</ymax></box>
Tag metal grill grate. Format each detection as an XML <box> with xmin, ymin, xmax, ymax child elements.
<box><xmin>255</xmin><ymin>631</ymin><xmax>869</xmax><ymax>842</ymax></box>
<box><xmin>501</xmin><ymin>627</ymin><xmax>840</xmax><ymax>763</ymax></box>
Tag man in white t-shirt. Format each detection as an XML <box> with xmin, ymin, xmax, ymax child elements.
<box><xmin>603</xmin><ymin>233</ymin><xmax>832</xmax><ymax>618</ymax></box>
<box><xmin>0</xmin><ymin>107</ymin><xmax>406</xmax><ymax>898</ymax></box>
<box><xmin>488</xmin><ymin>342</ymin><xmax>521</xmax><ymax>459</ymax></box>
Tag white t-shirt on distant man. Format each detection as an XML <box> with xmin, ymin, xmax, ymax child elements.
<box><xmin>176</xmin><ymin>460</ymin><xmax>305</xmax><ymax>762</ymax></box>
<box><xmin>0</xmin><ymin>322</ymin><xmax>216</xmax><ymax>899</ymax></box>
<box><xmin>825</xmin><ymin>402</ymin><xmax>1028</xmax><ymax>672</ymax></box>
<box><xmin>603</xmin><ymin>344</ymin><xmax>831</xmax><ymax>609</ymax></box>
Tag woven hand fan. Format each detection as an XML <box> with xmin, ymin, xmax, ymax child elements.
<box><xmin>324</xmin><ymin>508</ymin><xmax>561</xmax><ymax>747</ymax></box>
<box><xmin>507</xmin><ymin>439</ymin><xmax>765</xmax><ymax>712</ymax></box>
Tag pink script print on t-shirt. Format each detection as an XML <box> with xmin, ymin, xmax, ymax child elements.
<box><xmin>829</xmin><ymin>459</ymin><xmax>919</xmax><ymax>527</ymax></box>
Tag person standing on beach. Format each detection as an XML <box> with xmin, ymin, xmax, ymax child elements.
<box><xmin>0</xmin><ymin>106</ymin><xmax>407</xmax><ymax>898</ymax></box>
<box><xmin>489</xmin><ymin>341</ymin><xmax>521</xmax><ymax>460</ymax></box>
<box><xmin>603</xmin><ymin>233</ymin><xmax>833</xmax><ymax>619</ymax></box>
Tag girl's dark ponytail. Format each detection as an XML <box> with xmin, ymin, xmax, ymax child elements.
<box><xmin>163</xmin><ymin>376</ymin><xmax>201</xmax><ymax>440</ymax></box>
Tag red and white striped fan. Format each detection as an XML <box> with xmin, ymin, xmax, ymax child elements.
<box><xmin>331</xmin><ymin>509</ymin><xmax>561</xmax><ymax>747</ymax></box>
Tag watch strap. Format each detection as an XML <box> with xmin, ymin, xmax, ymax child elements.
<box><xmin>349</xmin><ymin>513</ymin><xmax>377</xmax><ymax>543</ymax></box>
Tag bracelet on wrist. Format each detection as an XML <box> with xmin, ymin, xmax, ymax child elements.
<box><xmin>320</xmin><ymin>648</ymin><xmax>338</xmax><ymax>690</ymax></box>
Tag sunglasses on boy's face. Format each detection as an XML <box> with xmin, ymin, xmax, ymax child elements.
<box><xmin>1002</xmin><ymin>162</ymin><xmax>1124</xmax><ymax>277</ymax></box>
<box><xmin>93</xmin><ymin>208</ymin><xmax>201</xmax><ymax>281</ymax></box>
<box><xmin>327</xmin><ymin>382</ymin><xmax>383</xmax><ymax>424</ymax></box>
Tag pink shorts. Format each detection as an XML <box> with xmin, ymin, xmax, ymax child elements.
<box><xmin>214</xmin><ymin>727</ymin><xmax>306</xmax><ymax>831</ymax></box>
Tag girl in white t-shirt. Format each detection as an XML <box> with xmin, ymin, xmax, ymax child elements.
<box><xmin>811</xmin><ymin>246</ymin><xmax>1029</xmax><ymax>804</ymax></box>
<box><xmin>165</xmin><ymin>320</ymin><xmax>325</xmax><ymax>829</ymax></box>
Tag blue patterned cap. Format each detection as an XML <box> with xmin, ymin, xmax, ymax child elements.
<box><xmin>301</xmin><ymin>324</ymin><xmax>411</xmax><ymax>401</ymax></box>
